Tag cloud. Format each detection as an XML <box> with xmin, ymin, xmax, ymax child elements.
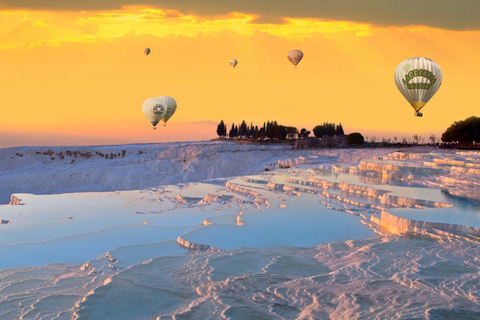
<box><xmin>2</xmin><ymin>4</ymin><xmax>480</xmax><ymax>146</ymax></box>
<box><xmin>1</xmin><ymin>0</ymin><xmax>480</xmax><ymax>30</ymax></box>
<box><xmin>0</xmin><ymin>7</ymin><xmax>374</xmax><ymax>49</ymax></box>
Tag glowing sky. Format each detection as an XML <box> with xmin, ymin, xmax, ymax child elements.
<box><xmin>1</xmin><ymin>2</ymin><xmax>479</xmax><ymax>147</ymax></box>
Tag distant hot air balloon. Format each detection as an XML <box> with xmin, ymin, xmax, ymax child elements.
<box><xmin>144</xmin><ymin>48</ymin><xmax>151</xmax><ymax>57</ymax></box>
<box><xmin>394</xmin><ymin>57</ymin><xmax>442</xmax><ymax>117</ymax></box>
<box><xmin>287</xmin><ymin>50</ymin><xmax>303</xmax><ymax>68</ymax></box>
<box><xmin>142</xmin><ymin>97</ymin><xmax>167</xmax><ymax>130</ymax></box>
<box><xmin>158</xmin><ymin>96</ymin><xmax>177</xmax><ymax>126</ymax></box>
<box><xmin>229</xmin><ymin>59</ymin><xmax>238</xmax><ymax>69</ymax></box>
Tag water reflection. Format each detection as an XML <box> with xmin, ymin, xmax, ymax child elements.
<box><xmin>441</xmin><ymin>190</ymin><xmax>480</xmax><ymax>212</ymax></box>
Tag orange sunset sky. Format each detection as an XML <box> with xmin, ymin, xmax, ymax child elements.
<box><xmin>1</xmin><ymin>1</ymin><xmax>479</xmax><ymax>147</ymax></box>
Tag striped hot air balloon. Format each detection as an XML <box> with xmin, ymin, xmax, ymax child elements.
<box><xmin>394</xmin><ymin>57</ymin><xmax>443</xmax><ymax>117</ymax></box>
<box><xmin>142</xmin><ymin>97</ymin><xmax>167</xmax><ymax>130</ymax></box>
<box><xmin>158</xmin><ymin>96</ymin><xmax>177</xmax><ymax>126</ymax></box>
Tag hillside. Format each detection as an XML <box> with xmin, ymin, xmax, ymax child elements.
<box><xmin>0</xmin><ymin>141</ymin><xmax>390</xmax><ymax>204</ymax></box>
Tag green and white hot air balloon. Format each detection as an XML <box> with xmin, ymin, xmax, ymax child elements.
<box><xmin>158</xmin><ymin>95</ymin><xmax>177</xmax><ymax>126</ymax></box>
<box><xmin>142</xmin><ymin>97</ymin><xmax>167</xmax><ymax>130</ymax></box>
<box><xmin>394</xmin><ymin>57</ymin><xmax>442</xmax><ymax>117</ymax></box>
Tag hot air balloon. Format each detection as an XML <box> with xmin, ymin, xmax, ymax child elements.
<box><xmin>144</xmin><ymin>48</ymin><xmax>151</xmax><ymax>57</ymax></box>
<box><xmin>394</xmin><ymin>57</ymin><xmax>442</xmax><ymax>117</ymax></box>
<box><xmin>142</xmin><ymin>97</ymin><xmax>167</xmax><ymax>130</ymax></box>
<box><xmin>229</xmin><ymin>59</ymin><xmax>238</xmax><ymax>69</ymax></box>
<box><xmin>158</xmin><ymin>96</ymin><xmax>177</xmax><ymax>126</ymax></box>
<box><xmin>287</xmin><ymin>50</ymin><xmax>303</xmax><ymax>68</ymax></box>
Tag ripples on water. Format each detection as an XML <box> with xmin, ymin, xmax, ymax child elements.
<box><xmin>3</xmin><ymin>235</ymin><xmax>479</xmax><ymax>319</ymax></box>
<box><xmin>1</xmin><ymin>149</ymin><xmax>480</xmax><ymax>319</ymax></box>
<box><xmin>77</xmin><ymin>235</ymin><xmax>480</xmax><ymax>319</ymax></box>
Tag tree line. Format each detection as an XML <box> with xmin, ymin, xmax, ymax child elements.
<box><xmin>441</xmin><ymin>116</ymin><xmax>480</xmax><ymax>144</ymax></box>
<box><xmin>217</xmin><ymin>120</ymin><xmax>346</xmax><ymax>140</ymax></box>
<box><xmin>216</xmin><ymin>116</ymin><xmax>480</xmax><ymax>149</ymax></box>
<box><xmin>312</xmin><ymin>122</ymin><xmax>344</xmax><ymax>137</ymax></box>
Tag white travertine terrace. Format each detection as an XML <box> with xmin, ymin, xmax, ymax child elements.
<box><xmin>374</xmin><ymin>210</ymin><xmax>480</xmax><ymax>237</ymax></box>
<box><xmin>1</xmin><ymin>144</ymin><xmax>480</xmax><ymax>319</ymax></box>
<box><xmin>177</xmin><ymin>236</ymin><xmax>220</xmax><ymax>251</ymax></box>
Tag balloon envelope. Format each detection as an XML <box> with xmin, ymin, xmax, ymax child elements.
<box><xmin>142</xmin><ymin>97</ymin><xmax>167</xmax><ymax>129</ymax></box>
<box><xmin>158</xmin><ymin>96</ymin><xmax>177</xmax><ymax>124</ymax></box>
<box><xmin>229</xmin><ymin>59</ymin><xmax>238</xmax><ymax>69</ymax></box>
<box><xmin>144</xmin><ymin>48</ymin><xmax>151</xmax><ymax>56</ymax></box>
<box><xmin>287</xmin><ymin>50</ymin><xmax>303</xmax><ymax>67</ymax></box>
<box><xmin>394</xmin><ymin>57</ymin><xmax>442</xmax><ymax>114</ymax></box>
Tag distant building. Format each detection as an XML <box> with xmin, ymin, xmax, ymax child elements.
<box><xmin>333</xmin><ymin>134</ymin><xmax>347</xmax><ymax>147</ymax></box>
<box><xmin>319</xmin><ymin>135</ymin><xmax>346</xmax><ymax>148</ymax></box>
<box><xmin>320</xmin><ymin>135</ymin><xmax>336</xmax><ymax>147</ymax></box>
<box><xmin>294</xmin><ymin>137</ymin><xmax>320</xmax><ymax>149</ymax></box>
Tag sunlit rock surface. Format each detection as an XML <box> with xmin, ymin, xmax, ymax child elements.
<box><xmin>0</xmin><ymin>142</ymin><xmax>480</xmax><ymax>319</ymax></box>
<box><xmin>0</xmin><ymin>142</ymin><xmax>378</xmax><ymax>204</ymax></box>
<box><xmin>8</xmin><ymin>195</ymin><xmax>21</xmax><ymax>206</ymax></box>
